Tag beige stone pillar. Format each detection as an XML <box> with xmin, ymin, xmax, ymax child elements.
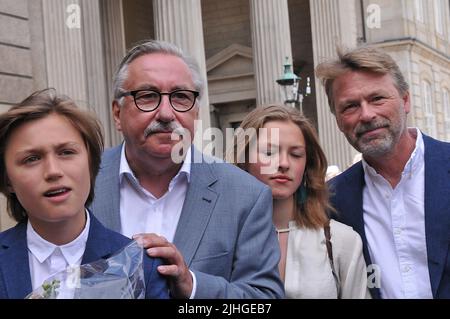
<box><xmin>42</xmin><ymin>0</ymin><xmax>87</xmax><ymax>103</ymax></box>
<box><xmin>100</xmin><ymin>0</ymin><xmax>126</xmax><ymax>147</ymax></box>
<box><xmin>250</xmin><ymin>0</ymin><xmax>293</xmax><ymax>106</ymax></box>
<box><xmin>0</xmin><ymin>195</ymin><xmax>15</xmax><ymax>231</ymax></box>
<box><xmin>310</xmin><ymin>0</ymin><xmax>359</xmax><ymax>170</ymax></box>
<box><xmin>153</xmin><ymin>0</ymin><xmax>211</xmax><ymax>134</ymax></box>
<box><xmin>41</xmin><ymin>0</ymin><xmax>118</xmax><ymax>146</ymax></box>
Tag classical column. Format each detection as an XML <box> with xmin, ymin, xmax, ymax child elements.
<box><xmin>250</xmin><ymin>0</ymin><xmax>293</xmax><ymax>106</ymax></box>
<box><xmin>41</xmin><ymin>0</ymin><xmax>117</xmax><ymax>146</ymax></box>
<box><xmin>153</xmin><ymin>0</ymin><xmax>211</xmax><ymax>134</ymax></box>
<box><xmin>0</xmin><ymin>195</ymin><xmax>15</xmax><ymax>231</ymax></box>
<box><xmin>100</xmin><ymin>0</ymin><xmax>126</xmax><ymax>147</ymax></box>
<box><xmin>42</xmin><ymin>0</ymin><xmax>88</xmax><ymax>103</ymax></box>
<box><xmin>310</xmin><ymin>0</ymin><xmax>359</xmax><ymax>170</ymax></box>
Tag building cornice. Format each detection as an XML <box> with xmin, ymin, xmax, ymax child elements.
<box><xmin>371</xmin><ymin>37</ymin><xmax>450</xmax><ymax>66</ymax></box>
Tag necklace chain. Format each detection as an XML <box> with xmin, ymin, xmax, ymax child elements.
<box><xmin>276</xmin><ymin>227</ymin><xmax>291</xmax><ymax>234</ymax></box>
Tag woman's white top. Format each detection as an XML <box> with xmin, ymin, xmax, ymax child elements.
<box><xmin>284</xmin><ymin>219</ymin><xmax>371</xmax><ymax>299</ymax></box>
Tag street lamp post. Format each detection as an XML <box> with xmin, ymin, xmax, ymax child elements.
<box><xmin>276</xmin><ymin>57</ymin><xmax>311</xmax><ymax>114</ymax></box>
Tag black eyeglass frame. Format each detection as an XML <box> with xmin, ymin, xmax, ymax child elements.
<box><xmin>120</xmin><ymin>89</ymin><xmax>200</xmax><ymax>113</ymax></box>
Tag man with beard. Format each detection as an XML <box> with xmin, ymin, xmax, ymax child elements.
<box><xmin>90</xmin><ymin>40</ymin><xmax>283</xmax><ymax>299</ymax></box>
<box><xmin>316</xmin><ymin>46</ymin><xmax>450</xmax><ymax>299</ymax></box>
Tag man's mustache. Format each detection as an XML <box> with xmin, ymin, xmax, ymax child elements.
<box><xmin>355</xmin><ymin>120</ymin><xmax>389</xmax><ymax>136</ymax></box>
<box><xmin>144</xmin><ymin>121</ymin><xmax>184</xmax><ymax>138</ymax></box>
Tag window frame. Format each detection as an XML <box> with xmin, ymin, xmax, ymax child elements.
<box><xmin>421</xmin><ymin>80</ymin><xmax>436</xmax><ymax>137</ymax></box>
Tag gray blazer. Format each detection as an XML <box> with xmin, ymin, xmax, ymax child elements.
<box><xmin>90</xmin><ymin>145</ymin><xmax>284</xmax><ymax>298</ymax></box>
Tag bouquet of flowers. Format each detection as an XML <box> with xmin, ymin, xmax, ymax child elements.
<box><xmin>26</xmin><ymin>240</ymin><xmax>145</xmax><ymax>299</ymax></box>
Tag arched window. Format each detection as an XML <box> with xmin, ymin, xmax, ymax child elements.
<box><xmin>421</xmin><ymin>80</ymin><xmax>436</xmax><ymax>137</ymax></box>
<box><xmin>443</xmin><ymin>89</ymin><xmax>450</xmax><ymax>140</ymax></box>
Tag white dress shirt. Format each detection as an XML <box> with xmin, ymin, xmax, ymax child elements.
<box><xmin>27</xmin><ymin>210</ymin><xmax>90</xmax><ymax>295</ymax></box>
<box><xmin>362</xmin><ymin>129</ymin><xmax>433</xmax><ymax>298</ymax></box>
<box><xmin>119</xmin><ymin>144</ymin><xmax>197</xmax><ymax>298</ymax></box>
<box><xmin>119</xmin><ymin>144</ymin><xmax>190</xmax><ymax>242</ymax></box>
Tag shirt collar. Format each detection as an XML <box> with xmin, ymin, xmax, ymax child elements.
<box><xmin>27</xmin><ymin>210</ymin><xmax>90</xmax><ymax>265</ymax></box>
<box><xmin>119</xmin><ymin>143</ymin><xmax>192</xmax><ymax>187</ymax></box>
<box><xmin>362</xmin><ymin>127</ymin><xmax>424</xmax><ymax>178</ymax></box>
<box><xmin>175</xmin><ymin>145</ymin><xmax>191</xmax><ymax>183</ymax></box>
<box><xmin>403</xmin><ymin>128</ymin><xmax>424</xmax><ymax>175</ymax></box>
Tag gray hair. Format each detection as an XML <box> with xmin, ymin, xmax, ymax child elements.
<box><xmin>112</xmin><ymin>40</ymin><xmax>204</xmax><ymax>105</ymax></box>
<box><xmin>315</xmin><ymin>45</ymin><xmax>409</xmax><ymax>114</ymax></box>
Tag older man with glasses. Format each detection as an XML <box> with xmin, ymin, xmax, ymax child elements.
<box><xmin>90</xmin><ymin>40</ymin><xmax>284</xmax><ymax>299</ymax></box>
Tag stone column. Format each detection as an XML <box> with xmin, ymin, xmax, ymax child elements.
<box><xmin>250</xmin><ymin>0</ymin><xmax>293</xmax><ymax>106</ymax></box>
<box><xmin>42</xmin><ymin>0</ymin><xmax>87</xmax><ymax>102</ymax></box>
<box><xmin>100</xmin><ymin>0</ymin><xmax>126</xmax><ymax>147</ymax></box>
<box><xmin>153</xmin><ymin>0</ymin><xmax>211</xmax><ymax>135</ymax></box>
<box><xmin>310</xmin><ymin>0</ymin><xmax>359</xmax><ymax>170</ymax></box>
<box><xmin>0</xmin><ymin>195</ymin><xmax>15</xmax><ymax>231</ymax></box>
<box><xmin>41</xmin><ymin>0</ymin><xmax>117</xmax><ymax>146</ymax></box>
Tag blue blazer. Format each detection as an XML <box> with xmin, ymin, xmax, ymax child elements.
<box><xmin>90</xmin><ymin>145</ymin><xmax>284</xmax><ymax>298</ymax></box>
<box><xmin>0</xmin><ymin>212</ymin><xmax>169</xmax><ymax>299</ymax></box>
<box><xmin>329</xmin><ymin>134</ymin><xmax>450</xmax><ymax>299</ymax></box>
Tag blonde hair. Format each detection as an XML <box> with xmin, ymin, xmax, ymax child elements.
<box><xmin>315</xmin><ymin>45</ymin><xmax>409</xmax><ymax>114</ymax></box>
<box><xmin>227</xmin><ymin>105</ymin><xmax>332</xmax><ymax>229</ymax></box>
<box><xmin>0</xmin><ymin>89</ymin><xmax>104</xmax><ymax>223</ymax></box>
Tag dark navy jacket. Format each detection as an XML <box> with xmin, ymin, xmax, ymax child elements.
<box><xmin>0</xmin><ymin>212</ymin><xmax>169</xmax><ymax>299</ymax></box>
<box><xmin>330</xmin><ymin>134</ymin><xmax>450</xmax><ymax>299</ymax></box>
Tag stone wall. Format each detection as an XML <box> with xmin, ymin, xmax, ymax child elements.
<box><xmin>362</xmin><ymin>0</ymin><xmax>450</xmax><ymax>141</ymax></box>
<box><xmin>122</xmin><ymin>0</ymin><xmax>154</xmax><ymax>49</ymax></box>
<box><xmin>202</xmin><ymin>0</ymin><xmax>251</xmax><ymax>59</ymax></box>
<box><xmin>0</xmin><ymin>0</ymin><xmax>34</xmax><ymax>110</ymax></box>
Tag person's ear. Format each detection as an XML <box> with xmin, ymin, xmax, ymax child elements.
<box><xmin>402</xmin><ymin>91</ymin><xmax>411</xmax><ymax>114</ymax></box>
<box><xmin>112</xmin><ymin>100</ymin><xmax>122</xmax><ymax>132</ymax></box>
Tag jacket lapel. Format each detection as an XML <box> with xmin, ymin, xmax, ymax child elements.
<box><xmin>347</xmin><ymin>165</ymin><xmax>371</xmax><ymax>263</ymax></box>
<box><xmin>0</xmin><ymin>223</ymin><xmax>33</xmax><ymax>298</ymax></box>
<box><xmin>173</xmin><ymin>149</ymin><xmax>218</xmax><ymax>266</ymax></box>
<box><xmin>333</xmin><ymin>163</ymin><xmax>381</xmax><ymax>299</ymax></box>
<box><xmin>82</xmin><ymin>212</ymin><xmax>119</xmax><ymax>264</ymax></box>
<box><xmin>423</xmin><ymin>135</ymin><xmax>450</xmax><ymax>297</ymax></box>
<box><xmin>92</xmin><ymin>145</ymin><xmax>122</xmax><ymax>232</ymax></box>
<box><xmin>337</xmin><ymin>164</ymin><xmax>372</xmax><ymax>262</ymax></box>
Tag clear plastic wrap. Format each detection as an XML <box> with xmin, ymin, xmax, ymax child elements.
<box><xmin>26</xmin><ymin>240</ymin><xmax>145</xmax><ymax>299</ymax></box>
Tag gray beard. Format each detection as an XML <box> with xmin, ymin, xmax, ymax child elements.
<box><xmin>355</xmin><ymin>133</ymin><xmax>395</xmax><ymax>157</ymax></box>
<box><xmin>350</xmin><ymin>111</ymin><xmax>406</xmax><ymax>158</ymax></box>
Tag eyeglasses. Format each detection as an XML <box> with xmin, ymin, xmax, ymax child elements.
<box><xmin>120</xmin><ymin>89</ymin><xmax>199</xmax><ymax>112</ymax></box>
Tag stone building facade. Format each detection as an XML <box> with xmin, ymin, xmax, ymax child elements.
<box><xmin>0</xmin><ymin>0</ymin><xmax>449</xmax><ymax>230</ymax></box>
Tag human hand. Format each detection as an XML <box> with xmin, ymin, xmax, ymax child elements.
<box><xmin>133</xmin><ymin>233</ymin><xmax>193</xmax><ymax>299</ymax></box>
